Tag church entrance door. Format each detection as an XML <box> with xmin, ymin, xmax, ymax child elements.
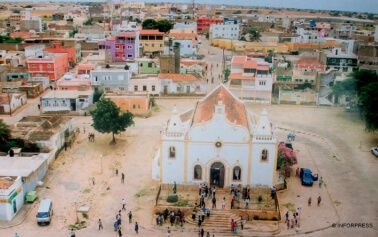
<box><xmin>210</xmin><ymin>162</ymin><xmax>225</xmax><ymax>188</ymax></box>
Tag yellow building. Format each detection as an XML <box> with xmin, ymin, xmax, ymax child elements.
<box><xmin>139</xmin><ymin>29</ymin><xmax>165</xmax><ymax>56</ymax></box>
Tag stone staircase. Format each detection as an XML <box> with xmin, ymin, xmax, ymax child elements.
<box><xmin>185</xmin><ymin>209</ymin><xmax>241</xmax><ymax>233</ymax></box>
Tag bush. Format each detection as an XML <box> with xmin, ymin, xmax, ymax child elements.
<box><xmin>176</xmin><ymin>200</ymin><xmax>189</xmax><ymax>206</ymax></box>
<box><xmin>93</xmin><ymin>88</ymin><xmax>104</xmax><ymax>103</ymax></box>
<box><xmin>167</xmin><ymin>194</ymin><xmax>178</xmax><ymax>203</ymax></box>
<box><xmin>257</xmin><ymin>195</ymin><xmax>263</xmax><ymax>203</ymax></box>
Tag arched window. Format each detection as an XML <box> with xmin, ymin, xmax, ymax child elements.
<box><xmin>194</xmin><ymin>165</ymin><xmax>202</xmax><ymax>180</ymax></box>
<box><xmin>261</xmin><ymin>149</ymin><xmax>268</xmax><ymax>161</ymax></box>
<box><xmin>233</xmin><ymin>166</ymin><xmax>241</xmax><ymax>181</ymax></box>
<box><xmin>169</xmin><ymin>146</ymin><xmax>176</xmax><ymax>158</ymax></box>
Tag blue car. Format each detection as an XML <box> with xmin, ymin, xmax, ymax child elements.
<box><xmin>300</xmin><ymin>168</ymin><xmax>318</xmax><ymax>186</ymax></box>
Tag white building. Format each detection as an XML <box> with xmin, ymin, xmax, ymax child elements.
<box><xmin>24</xmin><ymin>45</ymin><xmax>45</xmax><ymax>58</ymax></box>
<box><xmin>209</xmin><ymin>21</ymin><xmax>240</xmax><ymax>40</ymax></box>
<box><xmin>0</xmin><ymin>176</ymin><xmax>24</xmax><ymax>221</ymax></box>
<box><xmin>165</xmin><ymin>32</ymin><xmax>199</xmax><ymax>57</ymax></box>
<box><xmin>154</xmin><ymin>85</ymin><xmax>277</xmax><ymax>187</ymax></box>
<box><xmin>228</xmin><ymin>56</ymin><xmax>273</xmax><ymax>103</ymax></box>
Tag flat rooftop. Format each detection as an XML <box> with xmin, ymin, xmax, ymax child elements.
<box><xmin>0</xmin><ymin>156</ymin><xmax>47</xmax><ymax>177</ymax></box>
<box><xmin>42</xmin><ymin>90</ymin><xmax>93</xmax><ymax>99</ymax></box>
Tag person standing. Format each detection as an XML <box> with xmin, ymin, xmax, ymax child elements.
<box><xmin>317</xmin><ymin>196</ymin><xmax>322</xmax><ymax>206</ymax></box>
<box><xmin>222</xmin><ymin>197</ymin><xmax>226</xmax><ymax>209</ymax></box>
<box><xmin>308</xmin><ymin>197</ymin><xmax>312</xmax><ymax>206</ymax></box>
<box><xmin>121</xmin><ymin>173</ymin><xmax>125</xmax><ymax>184</ymax></box>
<box><xmin>200</xmin><ymin>228</ymin><xmax>205</xmax><ymax>237</ymax></box>
<box><xmin>98</xmin><ymin>218</ymin><xmax>103</xmax><ymax>230</ymax></box>
<box><xmin>117</xmin><ymin>226</ymin><xmax>122</xmax><ymax>237</ymax></box>
<box><xmin>128</xmin><ymin>211</ymin><xmax>133</xmax><ymax>223</ymax></box>
<box><xmin>212</xmin><ymin>196</ymin><xmax>216</xmax><ymax>208</ymax></box>
<box><xmin>134</xmin><ymin>222</ymin><xmax>139</xmax><ymax>234</ymax></box>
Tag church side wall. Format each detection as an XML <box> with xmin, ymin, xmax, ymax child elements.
<box><xmin>251</xmin><ymin>141</ymin><xmax>276</xmax><ymax>187</ymax></box>
<box><xmin>161</xmin><ymin>140</ymin><xmax>185</xmax><ymax>184</ymax></box>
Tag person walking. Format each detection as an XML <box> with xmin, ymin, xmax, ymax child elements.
<box><xmin>166</xmin><ymin>227</ymin><xmax>171</xmax><ymax>237</ymax></box>
<box><xmin>122</xmin><ymin>198</ymin><xmax>126</xmax><ymax>211</ymax></box>
<box><xmin>317</xmin><ymin>196</ymin><xmax>322</xmax><ymax>206</ymax></box>
<box><xmin>121</xmin><ymin>173</ymin><xmax>125</xmax><ymax>184</ymax></box>
<box><xmin>117</xmin><ymin>226</ymin><xmax>122</xmax><ymax>237</ymax></box>
<box><xmin>128</xmin><ymin>211</ymin><xmax>133</xmax><ymax>223</ymax></box>
<box><xmin>134</xmin><ymin>222</ymin><xmax>139</xmax><ymax>234</ymax></box>
<box><xmin>200</xmin><ymin>228</ymin><xmax>205</xmax><ymax>237</ymax></box>
<box><xmin>308</xmin><ymin>197</ymin><xmax>312</xmax><ymax>206</ymax></box>
<box><xmin>98</xmin><ymin>218</ymin><xmax>103</xmax><ymax>230</ymax></box>
<box><xmin>222</xmin><ymin>197</ymin><xmax>226</xmax><ymax>209</ymax></box>
<box><xmin>212</xmin><ymin>196</ymin><xmax>216</xmax><ymax>208</ymax></box>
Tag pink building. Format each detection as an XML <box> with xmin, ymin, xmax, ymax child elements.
<box><xmin>56</xmin><ymin>74</ymin><xmax>92</xmax><ymax>91</ymax></box>
<box><xmin>27</xmin><ymin>53</ymin><xmax>69</xmax><ymax>81</ymax></box>
<box><xmin>77</xmin><ymin>64</ymin><xmax>95</xmax><ymax>75</ymax></box>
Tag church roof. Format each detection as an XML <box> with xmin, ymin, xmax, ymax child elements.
<box><xmin>192</xmin><ymin>85</ymin><xmax>248</xmax><ymax>128</ymax></box>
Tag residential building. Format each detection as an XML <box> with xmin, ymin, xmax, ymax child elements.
<box><xmin>139</xmin><ymin>29</ymin><xmax>165</xmax><ymax>56</ymax></box>
<box><xmin>173</xmin><ymin>22</ymin><xmax>197</xmax><ymax>33</ymax></box>
<box><xmin>44</xmin><ymin>42</ymin><xmax>77</xmax><ymax>68</ymax></box>
<box><xmin>320</xmin><ymin>48</ymin><xmax>358</xmax><ymax>73</ymax></box>
<box><xmin>26</xmin><ymin>53</ymin><xmax>69</xmax><ymax>81</ymax></box>
<box><xmin>77</xmin><ymin>64</ymin><xmax>95</xmax><ymax>75</ymax></box>
<box><xmin>356</xmin><ymin>43</ymin><xmax>378</xmax><ymax>71</ymax></box>
<box><xmin>11</xmin><ymin>116</ymin><xmax>74</xmax><ymax>154</ymax></box>
<box><xmin>196</xmin><ymin>16</ymin><xmax>223</xmax><ymax>34</ymax></box>
<box><xmin>209</xmin><ymin>20</ymin><xmax>240</xmax><ymax>40</ymax></box>
<box><xmin>153</xmin><ymin>84</ymin><xmax>277</xmax><ymax>187</ymax></box>
<box><xmin>29</xmin><ymin>77</ymin><xmax>50</xmax><ymax>90</ymax></box>
<box><xmin>76</xmin><ymin>25</ymin><xmax>106</xmax><ymax>40</ymax></box>
<box><xmin>159</xmin><ymin>43</ymin><xmax>180</xmax><ymax>74</ymax></box>
<box><xmin>129</xmin><ymin>76</ymin><xmax>160</xmax><ymax>96</ymax></box>
<box><xmin>0</xmin><ymin>154</ymin><xmax>49</xmax><ymax>198</ymax></box>
<box><xmin>0</xmin><ymin>176</ymin><xmax>24</xmax><ymax>221</ymax></box>
<box><xmin>137</xmin><ymin>59</ymin><xmax>160</xmax><ymax>74</ymax></box>
<box><xmin>104</xmin><ymin>93</ymin><xmax>151</xmax><ymax>116</ymax></box>
<box><xmin>180</xmin><ymin>59</ymin><xmax>207</xmax><ymax>77</ymax></box>
<box><xmin>24</xmin><ymin>45</ymin><xmax>46</xmax><ymax>58</ymax></box>
<box><xmin>228</xmin><ymin>56</ymin><xmax>273</xmax><ymax>103</ymax></box>
<box><xmin>19</xmin><ymin>82</ymin><xmax>44</xmax><ymax>98</ymax></box>
<box><xmin>165</xmin><ymin>32</ymin><xmax>199</xmax><ymax>57</ymax></box>
<box><xmin>159</xmin><ymin>73</ymin><xmax>206</xmax><ymax>95</ymax></box>
<box><xmin>56</xmin><ymin>74</ymin><xmax>91</xmax><ymax>91</ymax></box>
<box><xmin>40</xmin><ymin>90</ymin><xmax>93</xmax><ymax>114</ymax></box>
<box><xmin>99</xmin><ymin>32</ymin><xmax>140</xmax><ymax>62</ymax></box>
<box><xmin>90</xmin><ymin>67</ymin><xmax>131</xmax><ymax>92</ymax></box>
<box><xmin>0</xmin><ymin>93</ymin><xmax>27</xmax><ymax>115</ymax></box>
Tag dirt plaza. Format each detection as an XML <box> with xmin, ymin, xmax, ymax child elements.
<box><xmin>0</xmin><ymin>98</ymin><xmax>377</xmax><ymax>237</ymax></box>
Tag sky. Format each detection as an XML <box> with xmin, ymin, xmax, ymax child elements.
<box><xmin>3</xmin><ymin>0</ymin><xmax>378</xmax><ymax>13</ymax></box>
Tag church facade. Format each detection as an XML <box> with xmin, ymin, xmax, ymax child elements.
<box><xmin>154</xmin><ymin>85</ymin><xmax>277</xmax><ymax>188</ymax></box>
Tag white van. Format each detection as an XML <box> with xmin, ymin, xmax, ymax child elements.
<box><xmin>36</xmin><ymin>199</ymin><xmax>53</xmax><ymax>225</ymax></box>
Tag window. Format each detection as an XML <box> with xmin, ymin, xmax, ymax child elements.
<box><xmin>152</xmin><ymin>85</ymin><xmax>155</xmax><ymax>91</ymax></box>
<box><xmin>133</xmin><ymin>104</ymin><xmax>136</xmax><ymax>109</ymax></box>
<box><xmin>143</xmin><ymin>85</ymin><xmax>147</xmax><ymax>91</ymax></box>
<box><xmin>169</xmin><ymin>146</ymin><xmax>176</xmax><ymax>158</ymax></box>
<box><xmin>127</xmin><ymin>54</ymin><xmax>133</xmax><ymax>58</ymax></box>
<box><xmin>233</xmin><ymin>166</ymin><xmax>241</xmax><ymax>181</ymax></box>
<box><xmin>261</xmin><ymin>149</ymin><xmax>268</xmax><ymax>161</ymax></box>
<box><xmin>259</xmin><ymin>81</ymin><xmax>266</xmax><ymax>86</ymax></box>
<box><xmin>194</xmin><ymin>165</ymin><xmax>202</xmax><ymax>180</ymax></box>
<box><xmin>127</xmin><ymin>45</ymin><xmax>133</xmax><ymax>49</ymax></box>
<box><xmin>148</xmin><ymin>62</ymin><xmax>153</xmax><ymax>68</ymax></box>
<box><xmin>134</xmin><ymin>85</ymin><xmax>138</xmax><ymax>91</ymax></box>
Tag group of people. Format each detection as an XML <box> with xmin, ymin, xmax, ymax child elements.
<box><xmin>284</xmin><ymin>208</ymin><xmax>301</xmax><ymax>230</ymax></box>
<box><xmin>155</xmin><ymin>208</ymin><xmax>185</xmax><ymax>227</ymax></box>
<box><xmin>308</xmin><ymin>195</ymin><xmax>322</xmax><ymax>206</ymax></box>
<box><xmin>111</xmin><ymin>200</ymin><xmax>137</xmax><ymax>236</ymax></box>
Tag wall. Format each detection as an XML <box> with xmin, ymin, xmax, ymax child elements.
<box><xmin>0</xmin><ymin>177</ymin><xmax>24</xmax><ymax>221</ymax></box>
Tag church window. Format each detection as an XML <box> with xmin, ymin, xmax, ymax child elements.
<box><xmin>261</xmin><ymin>149</ymin><xmax>268</xmax><ymax>161</ymax></box>
<box><xmin>169</xmin><ymin>146</ymin><xmax>176</xmax><ymax>158</ymax></box>
<box><xmin>233</xmin><ymin>166</ymin><xmax>241</xmax><ymax>181</ymax></box>
<box><xmin>194</xmin><ymin>165</ymin><xmax>202</xmax><ymax>180</ymax></box>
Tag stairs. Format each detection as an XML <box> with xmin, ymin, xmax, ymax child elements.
<box><xmin>185</xmin><ymin>209</ymin><xmax>241</xmax><ymax>233</ymax></box>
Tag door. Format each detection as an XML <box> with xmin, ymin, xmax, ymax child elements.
<box><xmin>12</xmin><ymin>199</ymin><xmax>17</xmax><ymax>213</ymax></box>
<box><xmin>163</xmin><ymin>86</ymin><xmax>168</xmax><ymax>95</ymax></box>
<box><xmin>186</xmin><ymin>85</ymin><xmax>190</xmax><ymax>94</ymax></box>
<box><xmin>210</xmin><ymin>162</ymin><xmax>225</xmax><ymax>188</ymax></box>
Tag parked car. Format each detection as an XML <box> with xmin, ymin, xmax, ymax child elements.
<box><xmin>371</xmin><ymin>147</ymin><xmax>378</xmax><ymax>157</ymax></box>
<box><xmin>300</xmin><ymin>168</ymin><xmax>318</xmax><ymax>186</ymax></box>
<box><xmin>36</xmin><ymin>199</ymin><xmax>53</xmax><ymax>225</ymax></box>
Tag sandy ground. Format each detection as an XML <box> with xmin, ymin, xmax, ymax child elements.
<box><xmin>0</xmin><ymin>38</ymin><xmax>377</xmax><ymax>237</ymax></box>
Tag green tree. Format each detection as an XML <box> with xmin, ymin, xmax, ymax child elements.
<box><xmin>248</xmin><ymin>28</ymin><xmax>260</xmax><ymax>41</ymax></box>
<box><xmin>156</xmin><ymin>20</ymin><xmax>173</xmax><ymax>33</ymax></box>
<box><xmin>0</xmin><ymin>119</ymin><xmax>10</xmax><ymax>144</ymax></box>
<box><xmin>90</xmin><ymin>98</ymin><xmax>134</xmax><ymax>144</ymax></box>
<box><xmin>142</xmin><ymin>19</ymin><xmax>158</xmax><ymax>29</ymax></box>
<box><xmin>332</xmin><ymin>70</ymin><xmax>378</xmax><ymax>131</ymax></box>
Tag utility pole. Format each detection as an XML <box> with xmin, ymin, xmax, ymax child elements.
<box><xmin>192</xmin><ymin>0</ymin><xmax>195</xmax><ymax>20</ymax></box>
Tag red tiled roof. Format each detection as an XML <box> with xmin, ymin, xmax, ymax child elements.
<box><xmin>231</xmin><ymin>56</ymin><xmax>247</xmax><ymax>65</ymax></box>
<box><xmin>192</xmin><ymin>85</ymin><xmax>248</xmax><ymax>128</ymax></box>
<box><xmin>229</xmin><ymin>73</ymin><xmax>254</xmax><ymax>80</ymax></box>
<box><xmin>158</xmin><ymin>73</ymin><xmax>199</xmax><ymax>82</ymax></box>
<box><xmin>257</xmin><ymin>65</ymin><xmax>270</xmax><ymax>71</ymax></box>
<box><xmin>77</xmin><ymin>64</ymin><xmax>95</xmax><ymax>70</ymax></box>
<box><xmin>243</xmin><ymin>60</ymin><xmax>257</xmax><ymax>69</ymax></box>
<box><xmin>139</xmin><ymin>29</ymin><xmax>164</xmax><ymax>36</ymax></box>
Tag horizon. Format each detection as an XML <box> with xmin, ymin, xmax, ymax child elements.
<box><xmin>2</xmin><ymin>0</ymin><xmax>378</xmax><ymax>14</ymax></box>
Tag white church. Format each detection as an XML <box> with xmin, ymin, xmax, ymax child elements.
<box><xmin>153</xmin><ymin>85</ymin><xmax>278</xmax><ymax>188</ymax></box>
